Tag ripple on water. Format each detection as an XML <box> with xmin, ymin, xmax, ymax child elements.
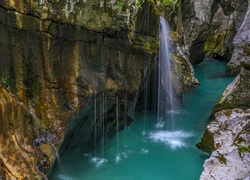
<box><xmin>149</xmin><ymin>131</ymin><xmax>194</xmax><ymax>149</ymax></box>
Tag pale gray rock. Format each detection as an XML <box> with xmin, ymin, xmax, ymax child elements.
<box><xmin>200</xmin><ymin>109</ymin><xmax>250</xmax><ymax>180</ymax></box>
<box><xmin>211</xmin><ymin>67</ymin><xmax>250</xmax><ymax>115</ymax></box>
<box><xmin>227</xmin><ymin>4</ymin><xmax>250</xmax><ymax>74</ymax></box>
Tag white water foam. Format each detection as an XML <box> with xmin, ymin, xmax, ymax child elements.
<box><xmin>155</xmin><ymin>121</ymin><xmax>165</xmax><ymax>129</ymax></box>
<box><xmin>167</xmin><ymin>109</ymin><xmax>181</xmax><ymax>115</ymax></box>
<box><xmin>57</xmin><ymin>175</ymin><xmax>75</xmax><ymax>180</ymax></box>
<box><xmin>115</xmin><ymin>154</ymin><xmax>121</xmax><ymax>163</ymax></box>
<box><xmin>149</xmin><ymin>130</ymin><xmax>194</xmax><ymax>149</ymax></box>
<box><xmin>115</xmin><ymin>150</ymin><xmax>131</xmax><ymax>163</ymax></box>
<box><xmin>140</xmin><ymin>148</ymin><xmax>149</xmax><ymax>154</ymax></box>
<box><xmin>90</xmin><ymin>157</ymin><xmax>108</xmax><ymax>167</ymax></box>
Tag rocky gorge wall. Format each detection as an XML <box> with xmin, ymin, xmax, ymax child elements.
<box><xmin>0</xmin><ymin>0</ymin><xmax>199</xmax><ymax>179</ymax></box>
<box><xmin>0</xmin><ymin>0</ymin><xmax>249</xmax><ymax>179</ymax></box>
<box><xmin>197</xmin><ymin>3</ymin><xmax>250</xmax><ymax>179</ymax></box>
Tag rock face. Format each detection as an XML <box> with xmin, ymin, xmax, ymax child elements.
<box><xmin>181</xmin><ymin>0</ymin><xmax>248</xmax><ymax>64</ymax></box>
<box><xmin>211</xmin><ymin>67</ymin><xmax>250</xmax><ymax>115</ymax></box>
<box><xmin>0</xmin><ymin>0</ymin><xmax>248</xmax><ymax>179</ymax></box>
<box><xmin>197</xmin><ymin>3</ymin><xmax>250</xmax><ymax>179</ymax></box>
<box><xmin>227</xmin><ymin>4</ymin><xmax>250</xmax><ymax>74</ymax></box>
<box><xmin>198</xmin><ymin>109</ymin><xmax>250</xmax><ymax>179</ymax></box>
<box><xmin>0</xmin><ymin>0</ymin><xmax>157</xmax><ymax>179</ymax></box>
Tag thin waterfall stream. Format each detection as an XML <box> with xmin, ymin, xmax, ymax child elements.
<box><xmin>157</xmin><ymin>17</ymin><xmax>176</xmax><ymax>131</ymax></box>
<box><xmin>158</xmin><ymin>17</ymin><xmax>174</xmax><ymax>113</ymax></box>
<box><xmin>49</xmin><ymin>58</ymin><xmax>234</xmax><ymax>180</ymax></box>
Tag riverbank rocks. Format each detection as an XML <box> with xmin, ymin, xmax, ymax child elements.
<box><xmin>211</xmin><ymin>67</ymin><xmax>250</xmax><ymax>116</ymax></box>
<box><xmin>197</xmin><ymin>109</ymin><xmax>250</xmax><ymax>179</ymax></box>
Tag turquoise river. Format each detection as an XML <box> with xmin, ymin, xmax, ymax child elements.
<box><xmin>50</xmin><ymin>58</ymin><xmax>235</xmax><ymax>180</ymax></box>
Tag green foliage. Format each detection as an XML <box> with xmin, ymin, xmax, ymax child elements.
<box><xmin>117</xmin><ymin>1</ymin><xmax>125</xmax><ymax>7</ymax></box>
<box><xmin>216</xmin><ymin>153</ymin><xmax>227</xmax><ymax>164</ymax></box>
<box><xmin>238</xmin><ymin>145</ymin><xmax>250</xmax><ymax>152</ymax></box>
<box><xmin>204</xmin><ymin>33</ymin><xmax>226</xmax><ymax>54</ymax></box>
<box><xmin>1</xmin><ymin>73</ymin><xmax>17</xmax><ymax>92</ymax></box>
<box><xmin>136</xmin><ymin>0</ymin><xmax>143</xmax><ymax>8</ymax></box>
<box><xmin>162</xmin><ymin>0</ymin><xmax>178</xmax><ymax>6</ymax></box>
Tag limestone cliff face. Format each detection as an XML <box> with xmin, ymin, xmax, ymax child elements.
<box><xmin>0</xmin><ymin>0</ymin><xmax>247</xmax><ymax>179</ymax></box>
<box><xmin>197</xmin><ymin>3</ymin><xmax>250</xmax><ymax>179</ymax></box>
<box><xmin>198</xmin><ymin>109</ymin><xmax>250</xmax><ymax>179</ymax></box>
<box><xmin>181</xmin><ymin>0</ymin><xmax>248</xmax><ymax>64</ymax></box>
<box><xmin>0</xmin><ymin>0</ymin><xmax>141</xmax><ymax>33</ymax></box>
<box><xmin>227</xmin><ymin>4</ymin><xmax>250</xmax><ymax>74</ymax></box>
<box><xmin>0</xmin><ymin>0</ymin><xmax>155</xmax><ymax>179</ymax></box>
<box><xmin>0</xmin><ymin>0</ymin><xmax>199</xmax><ymax>179</ymax></box>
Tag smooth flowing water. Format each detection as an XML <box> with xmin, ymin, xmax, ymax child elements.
<box><xmin>49</xmin><ymin>58</ymin><xmax>234</xmax><ymax>180</ymax></box>
<box><xmin>158</xmin><ymin>17</ymin><xmax>174</xmax><ymax>116</ymax></box>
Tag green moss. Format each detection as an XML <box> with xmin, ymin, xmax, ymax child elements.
<box><xmin>216</xmin><ymin>153</ymin><xmax>227</xmax><ymax>164</ymax></box>
<box><xmin>211</xmin><ymin>98</ymin><xmax>238</xmax><ymax>116</ymax></box>
<box><xmin>196</xmin><ymin>128</ymin><xmax>215</xmax><ymax>154</ymax></box>
<box><xmin>147</xmin><ymin>0</ymin><xmax>160</xmax><ymax>16</ymax></box>
<box><xmin>0</xmin><ymin>73</ymin><xmax>17</xmax><ymax>92</ymax></box>
<box><xmin>162</xmin><ymin>0</ymin><xmax>178</xmax><ymax>6</ymax></box>
<box><xmin>117</xmin><ymin>1</ymin><xmax>125</xmax><ymax>7</ymax></box>
<box><xmin>134</xmin><ymin>36</ymin><xmax>159</xmax><ymax>55</ymax></box>
<box><xmin>117</xmin><ymin>1</ymin><xmax>126</xmax><ymax>11</ymax></box>
<box><xmin>204</xmin><ymin>33</ymin><xmax>226</xmax><ymax>54</ymax></box>
<box><xmin>238</xmin><ymin>145</ymin><xmax>250</xmax><ymax>152</ymax></box>
<box><xmin>136</xmin><ymin>0</ymin><xmax>143</xmax><ymax>8</ymax></box>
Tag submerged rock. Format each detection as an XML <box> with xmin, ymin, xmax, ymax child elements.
<box><xmin>198</xmin><ymin>109</ymin><xmax>250</xmax><ymax>179</ymax></box>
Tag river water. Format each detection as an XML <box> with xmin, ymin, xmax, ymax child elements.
<box><xmin>49</xmin><ymin>58</ymin><xmax>235</xmax><ymax>180</ymax></box>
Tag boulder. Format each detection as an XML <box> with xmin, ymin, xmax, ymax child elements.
<box><xmin>198</xmin><ymin>109</ymin><xmax>250</xmax><ymax>179</ymax></box>
<box><xmin>211</xmin><ymin>67</ymin><xmax>250</xmax><ymax>115</ymax></box>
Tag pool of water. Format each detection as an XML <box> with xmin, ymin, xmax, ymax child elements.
<box><xmin>49</xmin><ymin>58</ymin><xmax>235</xmax><ymax>180</ymax></box>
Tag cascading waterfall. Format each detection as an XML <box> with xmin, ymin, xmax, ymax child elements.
<box><xmin>157</xmin><ymin>17</ymin><xmax>175</xmax><ymax>124</ymax></box>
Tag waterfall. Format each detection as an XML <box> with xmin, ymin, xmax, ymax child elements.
<box><xmin>157</xmin><ymin>17</ymin><xmax>175</xmax><ymax>122</ymax></box>
<box><xmin>94</xmin><ymin>92</ymin><xmax>97</xmax><ymax>155</ymax></box>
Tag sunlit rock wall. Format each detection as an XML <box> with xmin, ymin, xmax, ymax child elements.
<box><xmin>0</xmin><ymin>0</ymin><xmax>141</xmax><ymax>32</ymax></box>
<box><xmin>0</xmin><ymin>0</ymin><xmax>159</xmax><ymax>179</ymax></box>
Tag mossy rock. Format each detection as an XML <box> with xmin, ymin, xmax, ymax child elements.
<box><xmin>196</xmin><ymin>128</ymin><xmax>215</xmax><ymax>154</ymax></box>
<box><xmin>216</xmin><ymin>153</ymin><xmax>227</xmax><ymax>164</ymax></box>
<box><xmin>238</xmin><ymin>145</ymin><xmax>250</xmax><ymax>153</ymax></box>
<box><xmin>204</xmin><ymin>33</ymin><xmax>226</xmax><ymax>55</ymax></box>
<box><xmin>133</xmin><ymin>35</ymin><xmax>159</xmax><ymax>55</ymax></box>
